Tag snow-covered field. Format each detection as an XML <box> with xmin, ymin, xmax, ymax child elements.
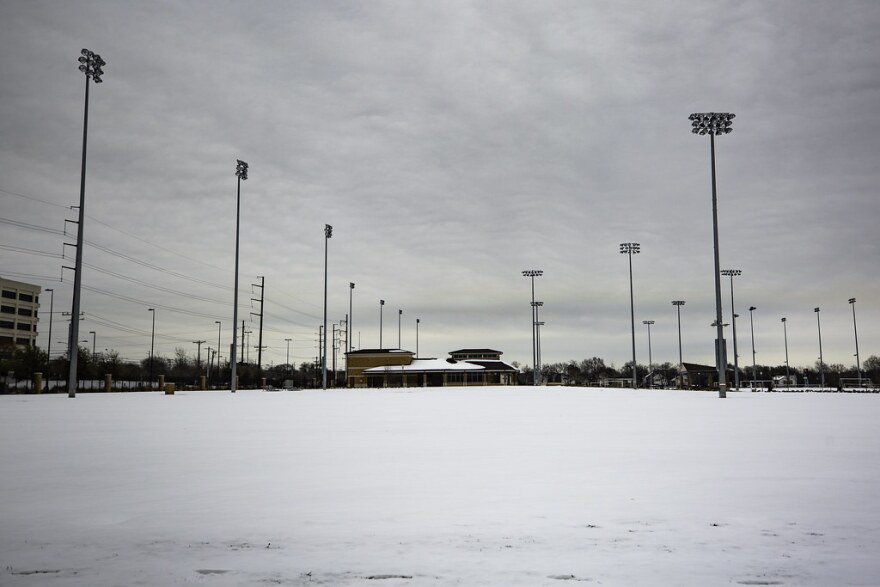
<box><xmin>1</xmin><ymin>387</ymin><xmax>878</xmax><ymax>586</ymax></box>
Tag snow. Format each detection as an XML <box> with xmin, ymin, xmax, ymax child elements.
<box><xmin>1</xmin><ymin>387</ymin><xmax>878</xmax><ymax>586</ymax></box>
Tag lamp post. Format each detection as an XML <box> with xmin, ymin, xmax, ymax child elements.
<box><xmin>619</xmin><ymin>244</ymin><xmax>640</xmax><ymax>389</ymax></box>
<box><xmin>416</xmin><ymin>318</ymin><xmax>420</xmax><ymax>358</ymax></box>
<box><xmin>672</xmin><ymin>300</ymin><xmax>685</xmax><ymax>387</ymax></box>
<box><xmin>398</xmin><ymin>309</ymin><xmax>402</xmax><ymax>349</ymax></box>
<box><xmin>721</xmin><ymin>269</ymin><xmax>742</xmax><ymax>390</ymax></box>
<box><xmin>45</xmin><ymin>288</ymin><xmax>54</xmax><ymax>384</ymax></box>
<box><xmin>89</xmin><ymin>330</ymin><xmax>96</xmax><ymax>363</ymax></box>
<box><xmin>522</xmin><ymin>270</ymin><xmax>543</xmax><ymax>385</ymax></box>
<box><xmin>849</xmin><ymin>298</ymin><xmax>861</xmax><ymax>387</ymax></box>
<box><xmin>349</xmin><ymin>283</ymin><xmax>355</xmax><ymax>354</ymax></box>
<box><xmin>642</xmin><ymin>320</ymin><xmax>654</xmax><ymax>388</ymax></box>
<box><xmin>285</xmin><ymin>337</ymin><xmax>292</xmax><ymax>382</ymax></box>
<box><xmin>814</xmin><ymin>307</ymin><xmax>825</xmax><ymax>388</ymax></box>
<box><xmin>689</xmin><ymin>112</ymin><xmax>734</xmax><ymax>399</ymax></box>
<box><xmin>781</xmin><ymin>317</ymin><xmax>790</xmax><ymax>386</ymax></box>
<box><xmin>68</xmin><ymin>48</ymin><xmax>106</xmax><ymax>399</ymax></box>
<box><xmin>379</xmin><ymin>299</ymin><xmax>385</xmax><ymax>349</ymax></box>
<box><xmin>533</xmin><ymin>301</ymin><xmax>544</xmax><ymax>385</ymax></box>
<box><xmin>215</xmin><ymin>321</ymin><xmax>221</xmax><ymax>382</ymax></box>
<box><xmin>323</xmin><ymin>224</ymin><xmax>332</xmax><ymax>389</ymax></box>
<box><xmin>748</xmin><ymin>306</ymin><xmax>757</xmax><ymax>388</ymax></box>
<box><xmin>148</xmin><ymin>308</ymin><xmax>155</xmax><ymax>388</ymax></box>
<box><xmin>231</xmin><ymin>159</ymin><xmax>248</xmax><ymax>393</ymax></box>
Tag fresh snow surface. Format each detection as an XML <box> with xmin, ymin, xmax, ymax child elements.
<box><xmin>1</xmin><ymin>387</ymin><xmax>878</xmax><ymax>586</ymax></box>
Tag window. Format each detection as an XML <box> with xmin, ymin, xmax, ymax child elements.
<box><xmin>19</xmin><ymin>293</ymin><xmax>33</xmax><ymax>302</ymax></box>
<box><xmin>447</xmin><ymin>373</ymin><xmax>464</xmax><ymax>383</ymax></box>
<box><xmin>467</xmin><ymin>372</ymin><xmax>483</xmax><ymax>383</ymax></box>
<box><xmin>0</xmin><ymin>320</ymin><xmax>14</xmax><ymax>329</ymax></box>
<box><xmin>16</xmin><ymin>338</ymin><xmax>30</xmax><ymax>346</ymax></box>
<box><xmin>1</xmin><ymin>290</ymin><xmax>16</xmax><ymax>300</ymax></box>
<box><xmin>17</xmin><ymin>308</ymin><xmax>32</xmax><ymax>317</ymax></box>
<box><xmin>0</xmin><ymin>305</ymin><xmax>14</xmax><ymax>315</ymax></box>
<box><xmin>16</xmin><ymin>323</ymin><xmax>32</xmax><ymax>331</ymax></box>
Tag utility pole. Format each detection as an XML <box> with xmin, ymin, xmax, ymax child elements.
<box><xmin>193</xmin><ymin>340</ymin><xmax>206</xmax><ymax>374</ymax></box>
<box><xmin>251</xmin><ymin>276</ymin><xmax>265</xmax><ymax>371</ymax></box>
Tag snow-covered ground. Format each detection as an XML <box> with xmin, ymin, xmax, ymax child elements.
<box><xmin>1</xmin><ymin>387</ymin><xmax>878</xmax><ymax>586</ymax></box>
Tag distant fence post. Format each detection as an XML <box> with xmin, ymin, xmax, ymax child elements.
<box><xmin>104</xmin><ymin>374</ymin><xmax>112</xmax><ymax>393</ymax></box>
<box><xmin>34</xmin><ymin>372</ymin><xmax>42</xmax><ymax>394</ymax></box>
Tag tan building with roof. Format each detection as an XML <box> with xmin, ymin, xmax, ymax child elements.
<box><xmin>346</xmin><ymin>348</ymin><xmax>518</xmax><ymax>388</ymax></box>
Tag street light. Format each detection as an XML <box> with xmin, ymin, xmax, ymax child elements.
<box><xmin>748</xmin><ymin>306</ymin><xmax>757</xmax><ymax>388</ymax></box>
<box><xmin>323</xmin><ymin>224</ymin><xmax>332</xmax><ymax>389</ymax></box>
<box><xmin>148</xmin><ymin>308</ymin><xmax>155</xmax><ymax>388</ymax></box>
<box><xmin>416</xmin><ymin>318</ymin><xmax>420</xmax><ymax>358</ymax></box>
<box><xmin>89</xmin><ymin>330</ymin><xmax>96</xmax><ymax>363</ymax></box>
<box><xmin>349</xmin><ymin>283</ymin><xmax>355</xmax><ymax>354</ymax></box>
<box><xmin>721</xmin><ymin>269</ymin><xmax>742</xmax><ymax>390</ymax></box>
<box><xmin>781</xmin><ymin>317</ymin><xmax>790</xmax><ymax>386</ymax></box>
<box><xmin>689</xmin><ymin>112</ymin><xmax>735</xmax><ymax>399</ymax></box>
<box><xmin>814</xmin><ymin>307</ymin><xmax>825</xmax><ymax>388</ymax></box>
<box><xmin>215</xmin><ymin>320</ymin><xmax>222</xmax><ymax>382</ymax></box>
<box><xmin>522</xmin><ymin>270</ymin><xmax>543</xmax><ymax>385</ymax></box>
<box><xmin>285</xmin><ymin>337</ymin><xmax>292</xmax><ymax>382</ymax></box>
<box><xmin>398</xmin><ymin>309</ymin><xmax>402</xmax><ymax>349</ymax></box>
<box><xmin>231</xmin><ymin>159</ymin><xmax>248</xmax><ymax>393</ymax></box>
<box><xmin>849</xmin><ymin>298</ymin><xmax>861</xmax><ymax>387</ymax></box>
<box><xmin>672</xmin><ymin>300</ymin><xmax>685</xmax><ymax>388</ymax></box>
<box><xmin>379</xmin><ymin>299</ymin><xmax>385</xmax><ymax>349</ymax></box>
<box><xmin>533</xmin><ymin>301</ymin><xmax>544</xmax><ymax>385</ymax></box>
<box><xmin>68</xmin><ymin>48</ymin><xmax>106</xmax><ymax>399</ymax></box>
<box><xmin>619</xmin><ymin>243</ymin><xmax>640</xmax><ymax>389</ymax></box>
<box><xmin>643</xmin><ymin>320</ymin><xmax>654</xmax><ymax>388</ymax></box>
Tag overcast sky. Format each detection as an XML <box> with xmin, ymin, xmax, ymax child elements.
<box><xmin>2</xmin><ymin>0</ymin><xmax>878</xmax><ymax>374</ymax></box>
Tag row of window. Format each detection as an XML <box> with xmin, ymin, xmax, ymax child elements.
<box><xmin>0</xmin><ymin>335</ymin><xmax>32</xmax><ymax>346</ymax></box>
<box><xmin>0</xmin><ymin>321</ymin><xmax>34</xmax><ymax>331</ymax></box>
<box><xmin>1</xmin><ymin>289</ymin><xmax>37</xmax><ymax>303</ymax></box>
<box><xmin>1</xmin><ymin>305</ymin><xmax>35</xmax><ymax>317</ymax></box>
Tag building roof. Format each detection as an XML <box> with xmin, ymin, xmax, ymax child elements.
<box><xmin>463</xmin><ymin>360</ymin><xmax>517</xmax><ymax>371</ymax></box>
<box><xmin>347</xmin><ymin>348</ymin><xmax>413</xmax><ymax>356</ymax></box>
<box><xmin>449</xmin><ymin>348</ymin><xmax>502</xmax><ymax>355</ymax></box>
<box><xmin>363</xmin><ymin>358</ymin><xmax>485</xmax><ymax>374</ymax></box>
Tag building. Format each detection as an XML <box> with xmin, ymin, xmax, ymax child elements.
<box><xmin>0</xmin><ymin>277</ymin><xmax>42</xmax><ymax>351</ymax></box>
<box><xmin>346</xmin><ymin>348</ymin><xmax>518</xmax><ymax>388</ymax></box>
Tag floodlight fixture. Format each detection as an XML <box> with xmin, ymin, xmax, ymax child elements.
<box><xmin>688</xmin><ymin>112</ymin><xmax>734</xmax><ymax>136</ymax></box>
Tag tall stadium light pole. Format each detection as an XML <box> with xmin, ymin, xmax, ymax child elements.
<box><xmin>532</xmin><ymin>301</ymin><xmax>544</xmax><ymax>384</ymax></box>
<box><xmin>642</xmin><ymin>320</ymin><xmax>654</xmax><ymax>388</ymax></box>
<box><xmin>285</xmin><ymin>337</ymin><xmax>292</xmax><ymax>378</ymax></box>
<box><xmin>814</xmin><ymin>307</ymin><xmax>825</xmax><ymax>388</ymax></box>
<box><xmin>322</xmin><ymin>224</ymin><xmax>332</xmax><ymax>389</ymax></box>
<box><xmin>849</xmin><ymin>298</ymin><xmax>861</xmax><ymax>386</ymax></box>
<box><xmin>148</xmin><ymin>308</ymin><xmax>155</xmax><ymax>387</ymax></box>
<box><xmin>416</xmin><ymin>318</ymin><xmax>420</xmax><ymax>357</ymax></box>
<box><xmin>379</xmin><ymin>299</ymin><xmax>385</xmax><ymax>349</ymax></box>
<box><xmin>619</xmin><ymin>244</ymin><xmax>640</xmax><ymax>388</ymax></box>
<box><xmin>748</xmin><ymin>306</ymin><xmax>757</xmax><ymax>388</ymax></box>
<box><xmin>68</xmin><ymin>48</ymin><xmax>106</xmax><ymax>399</ymax></box>
<box><xmin>689</xmin><ymin>112</ymin><xmax>734</xmax><ymax>399</ymax></box>
<box><xmin>522</xmin><ymin>270</ymin><xmax>543</xmax><ymax>385</ymax></box>
<box><xmin>398</xmin><ymin>309</ymin><xmax>402</xmax><ymax>349</ymax></box>
<box><xmin>781</xmin><ymin>317</ymin><xmax>790</xmax><ymax>385</ymax></box>
<box><xmin>721</xmin><ymin>269</ymin><xmax>742</xmax><ymax>390</ymax></box>
<box><xmin>231</xmin><ymin>159</ymin><xmax>248</xmax><ymax>393</ymax></box>
<box><xmin>672</xmin><ymin>301</ymin><xmax>685</xmax><ymax>388</ymax></box>
<box><xmin>349</xmin><ymin>283</ymin><xmax>355</xmax><ymax>353</ymax></box>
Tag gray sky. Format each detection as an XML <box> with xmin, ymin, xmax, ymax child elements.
<box><xmin>2</xmin><ymin>0</ymin><xmax>878</xmax><ymax>372</ymax></box>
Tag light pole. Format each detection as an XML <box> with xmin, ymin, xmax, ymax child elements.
<box><xmin>849</xmin><ymin>298</ymin><xmax>861</xmax><ymax>387</ymax></box>
<box><xmin>619</xmin><ymin>244</ymin><xmax>640</xmax><ymax>389</ymax></box>
<box><xmin>285</xmin><ymin>338</ymin><xmax>292</xmax><ymax>382</ymax></box>
<box><xmin>148</xmin><ymin>308</ymin><xmax>155</xmax><ymax>388</ymax></box>
<box><xmin>781</xmin><ymin>317</ymin><xmax>790</xmax><ymax>386</ymax></box>
<box><xmin>672</xmin><ymin>301</ymin><xmax>685</xmax><ymax>387</ymax></box>
<box><xmin>379</xmin><ymin>299</ymin><xmax>385</xmax><ymax>349</ymax></box>
<box><xmin>68</xmin><ymin>48</ymin><xmax>106</xmax><ymax>399</ymax></box>
<box><xmin>748</xmin><ymin>306</ymin><xmax>757</xmax><ymax>388</ymax></box>
<box><xmin>689</xmin><ymin>112</ymin><xmax>734</xmax><ymax>399</ymax></box>
<box><xmin>721</xmin><ymin>269</ymin><xmax>742</xmax><ymax>390</ymax></box>
<box><xmin>642</xmin><ymin>320</ymin><xmax>654</xmax><ymax>388</ymax></box>
<box><xmin>89</xmin><ymin>330</ymin><xmax>96</xmax><ymax>363</ymax></box>
<box><xmin>349</xmin><ymin>283</ymin><xmax>354</xmax><ymax>354</ymax></box>
<box><xmin>522</xmin><ymin>270</ymin><xmax>543</xmax><ymax>386</ymax></box>
<box><xmin>45</xmin><ymin>288</ymin><xmax>54</xmax><ymax>384</ymax></box>
<box><xmin>814</xmin><ymin>307</ymin><xmax>825</xmax><ymax>388</ymax></box>
<box><xmin>398</xmin><ymin>309</ymin><xmax>402</xmax><ymax>349</ymax></box>
<box><xmin>533</xmin><ymin>301</ymin><xmax>544</xmax><ymax>385</ymax></box>
<box><xmin>323</xmin><ymin>224</ymin><xmax>332</xmax><ymax>389</ymax></box>
<box><xmin>416</xmin><ymin>318</ymin><xmax>420</xmax><ymax>357</ymax></box>
<box><xmin>231</xmin><ymin>159</ymin><xmax>248</xmax><ymax>393</ymax></box>
<box><xmin>215</xmin><ymin>320</ymin><xmax>222</xmax><ymax>382</ymax></box>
